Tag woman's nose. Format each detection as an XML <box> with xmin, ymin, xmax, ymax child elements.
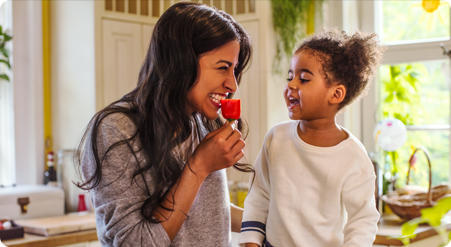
<box><xmin>224</xmin><ymin>70</ymin><xmax>238</xmax><ymax>93</ymax></box>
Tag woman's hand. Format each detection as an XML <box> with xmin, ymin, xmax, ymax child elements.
<box><xmin>189</xmin><ymin>120</ymin><xmax>245</xmax><ymax>179</ymax></box>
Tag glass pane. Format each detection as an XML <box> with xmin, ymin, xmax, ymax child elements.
<box><xmin>116</xmin><ymin>0</ymin><xmax>125</xmax><ymax>12</ymax></box>
<box><xmin>381</xmin><ymin>0</ymin><xmax>450</xmax><ymax>44</ymax></box>
<box><xmin>249</xmin><ymin>0</ymin><xmax>255</xmax><ymax>13</ymax></box>
<box><xmin>225</xmin><ymin>0</ymin><xmax>233</xmax><ymax>15</ymax></box>
<box><xmin>105</xmin><ymin>0</ymin><xmax>113</xmax><ymax>11</ymax></box>
<box><xmin>164</xmin><ymin>0</ymin><xmax>171</xmax><ymax>11</ymax></box>
<box><xmin>152</xmin><ymin>0</ymin><xmax>160</xmax><ymax>17</ymax></box>
<box><xmin>379</xmin><ymin>59</ymin><xmax>450</xmax><ymax>187</ymax></box>
<box><xmin>380</xmin><ymin>60</ymin><xmax>450</xmax><ymax>125</ymax></box>
<box><xmin>387</xmin><ymin>131</ymin><xmax>450</xmax><ymax>187</ymax></box>
<box><xmin>141</xmin><ymin>0</ymin><xmax>149</xmax><ymax>16</ymax></box>
<box><xmin>129</xmin><ymin>0</ymin><xmax>137</xmax><ymax>14</ymax></box>
<box><xmin>213</xmin><ymin>0</ymin><xmax>222</xmax><ymax>10</ymax></box>
<box><xmin>237</xmin><ymin>0</ymin><xmax>245</xmax><ymax>14</ymax></box>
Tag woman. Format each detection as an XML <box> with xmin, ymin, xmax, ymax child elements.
<box><xmin>76</xmin><ymin>2</ymin><xmax>252</xmax><ymax>247</ymax></box>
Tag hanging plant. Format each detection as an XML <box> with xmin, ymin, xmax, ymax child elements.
<box><xmin>0</xmin><ymin>24</ymin><xmax>12</xmax><ymax>82</ymax></box>
<box><xmin>271</xmin><ymin>0</ymin><xmax>324</xmax><ymax>73</ymax></box>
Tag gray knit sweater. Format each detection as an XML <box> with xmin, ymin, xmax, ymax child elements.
<box><xmin>81</xmin><ymin>113</ymin><xmax>231</xmax><ymax>247</ymax></box>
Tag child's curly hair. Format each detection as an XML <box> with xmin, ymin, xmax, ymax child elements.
<box><xmin>295</xmin><ymin>29</ymin><xmax>386</xmax><ymax>110</ymax></box>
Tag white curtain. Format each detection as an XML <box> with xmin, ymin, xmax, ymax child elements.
<box><xmin>0</xmin><ymin>0</ymin><xmax>15</xmax><ymax>187</ymax></box>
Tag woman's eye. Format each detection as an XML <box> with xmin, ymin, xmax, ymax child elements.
<box><xmin>219</xmin><ymin>66</ymin><xmax>228</xmax><ymax>70</ymax></box>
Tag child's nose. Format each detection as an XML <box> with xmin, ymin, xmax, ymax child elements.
<box><xmin>287</xmin><ymin>79</ymin><xmax>298</xmax><ymax>90</ymax></box>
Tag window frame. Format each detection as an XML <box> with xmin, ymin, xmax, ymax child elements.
<box><xmin>10</xmin><ymin>0</ymin><xmax>45</xmax><ymax>185</ymax></box>
<box><xmin>360</xmin><ymin>0</ymin><xmax>451</xmax><ymax>184</ymax></box>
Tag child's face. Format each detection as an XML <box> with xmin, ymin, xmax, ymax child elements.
<box><xmin>284</xmin><ymin>51</ymin><xmax>336</xmax><ymax>121</ymax></box>
<box><xmin>186</xmin><ymin>40</ymin><xmax>240</xmax><ymax>120</ymax></box>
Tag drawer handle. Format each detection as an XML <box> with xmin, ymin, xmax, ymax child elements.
<box><xmin>17</xmin><ymin>197</ymin><xmax>30</xmax><ymax>214</ymax></box>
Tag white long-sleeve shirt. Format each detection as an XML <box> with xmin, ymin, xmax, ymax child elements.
<box><xmin>239</xmin><ymin>121</ymin><xmax>379</xmax><ymax>247</ymax></box>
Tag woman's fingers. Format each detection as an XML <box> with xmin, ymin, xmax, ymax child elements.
<box><xmin>215</xmin><ymin>120</ymin><xmax>238</xmax><ymax>140</ymax></box>
<box><xmin>230</xmin><ymin>139</ymin><xmax>245</xmax><ymax>161</ymax></box>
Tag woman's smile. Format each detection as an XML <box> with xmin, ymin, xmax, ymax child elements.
<box><xmin>209</xmin><ymin>93</ymin><xmax>228</xmax><ymax>108</ymax></box>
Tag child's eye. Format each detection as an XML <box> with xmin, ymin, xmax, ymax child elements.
<box><xmin>286</xmin><ymin>78</ymin><xmax>293</xmax><ymax>82</ymax></box>
<box><xmin>300</xmin><ymin>78</ymin><xmax>310</xmax><ymax>83</ymax></box>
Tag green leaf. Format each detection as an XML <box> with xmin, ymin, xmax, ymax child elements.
<box><xmin>402</xmin><ymin>217</ymin><xmax>427</xmax><ymax>236</ymax></box>
<box><xmin>4</xmin><ymin>34</ymin><xmax>12</xmax><ymax>42</ymax></box>
<box><xmin>0</xmin><ymin>59</ymin><xmax>10</xmax><ymax>69</ymax></box>
<box><xmin>385</xmin><ymin>93</ymin><xmax>394</xmax><ymax>103</ymax></box>
<box><xmin>0</xmin><ymin>74</ymin><xmax>9</xmax><ymax>81</ymax></box>
<box><xmin>420</xmin><ymin>196</ymin><xmax>451</xmax><ymax>226</ymax></box>
<box><xmin>0</xmin><ymin>47</ymin><xmax>9</xmax><ymax>58</ymax></box>
<box><xmin>0</xmin><ymin>25</ymin><xmax>2</xmax><ymax>35</ymax></box>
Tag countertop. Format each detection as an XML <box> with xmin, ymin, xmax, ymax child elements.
<box><xmin>374</xmin><ymin>213</ymin><xmax>451</xmax><ymax>246</ymax></box>
<box><xmin>2</xmin><ymin>229</ymin><xmax>98</xmax><ymax>247</ymax></box>
<box><xmin>3</xmin><ymin>213</ymin><xmax>451</xmax><ymax>246</ymax></box>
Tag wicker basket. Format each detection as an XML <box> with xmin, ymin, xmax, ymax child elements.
<box><xmin>381</xmin><ymin>147</ymin><xmax>434</xmax><ymax>221</ymax></box>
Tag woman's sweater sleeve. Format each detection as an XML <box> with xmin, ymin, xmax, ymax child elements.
<box><xmin>341</xmin><ymin>159</ymin><xmax>380</xmax><ymax>247</ymax></box>
<box><xmin>238</xmin><ymin>137</ymin><xmax>271</xmax><ymax>247</ymax></box>
<box><xmin>81</xmin><ymin>114</ymin><xmax>171</xmax><ymax>247</ymax></box>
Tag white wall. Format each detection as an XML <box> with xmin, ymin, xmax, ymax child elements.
<box><xmin>258</xmin><ymin>0</ymin><xmax>292</xmax><ymax>130</ymax></box>
<box><xmin>50</xmin><ymin>1</ymin><xmax>96</xmax><ymax>151</ymax></box>
<box><xmin>12</xmin><ymin>0</ymin><xmax>44</xmax><ymax>185</ymax></box>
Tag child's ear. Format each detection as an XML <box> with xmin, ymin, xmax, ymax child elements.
<box><xmin>329</xmin><ymin>84</ymin><xmax>346</xmax><ymax>105</ymax></box>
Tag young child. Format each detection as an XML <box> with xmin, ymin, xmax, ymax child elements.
<box><xmin>239</xmin><ymin>29</ymin><xmax>386</xmax><ymax>247</ymax></box>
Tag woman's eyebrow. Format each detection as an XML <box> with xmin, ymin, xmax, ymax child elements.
<box><xmin>216</xmin><ymin>60</ymin><xmax>233</xmax><ymax>66</ymax></box>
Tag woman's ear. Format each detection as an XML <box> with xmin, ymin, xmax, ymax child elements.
<box><xmin>329</xmin><ymin>84</ymin><xmax>346</xmax><ymax>105</ymax></box>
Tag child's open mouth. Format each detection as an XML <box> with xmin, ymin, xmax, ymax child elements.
<box><xmin>288</xmin><ymin>96</ymin><xmax>299</xmax><ymax>109</ymax></box>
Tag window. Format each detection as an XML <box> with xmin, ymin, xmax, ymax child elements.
<box><xmin>0</xmin><ymin>0</ymin><xmax>15</xmax><ymax>187</ymax></box>
<box><xmin>376</xmin><ymin>0</ymin><xmax>451</xmax><ymax>187</ymax></box>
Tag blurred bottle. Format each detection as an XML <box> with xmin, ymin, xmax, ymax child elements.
<box><xmin>236</xmin><ymin>182</ymin><xmax>249</xmax><ymax>208</ymax></box>
<box><xmin>44</xmin><ymin>151</ymin><xmax>57</xmax><ymax>186</ymax></box>
<box><xmin>78</xmin><ymin>194</ymin><xmax>87</xmax><ymax>212</ymax></box>
<box><xmin>228</xmin><ymin>180</ymin><xmax>237</xmax><ymax>205</ymax></box>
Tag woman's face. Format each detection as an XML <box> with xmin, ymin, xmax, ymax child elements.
<box><xmin>187</xmin><ymin>40</ymin><xmax>240</xmax><ymax>120</ymax></box>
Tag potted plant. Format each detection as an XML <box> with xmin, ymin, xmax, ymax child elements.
<box><xmin>271</xmin><ymin>0</ymin><xmax>324</xmax><ymax>73</ymax></box>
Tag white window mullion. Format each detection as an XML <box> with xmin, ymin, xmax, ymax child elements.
<box><xmin>0</xmin><ymin>0</ymin><xmax>15</xmax><ymax>187</ymax></box>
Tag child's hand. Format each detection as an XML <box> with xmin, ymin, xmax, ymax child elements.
<box><xmin>188</xmin><ymin>120</ymin><xmax>245</xmax><ymax>179</ymax></box>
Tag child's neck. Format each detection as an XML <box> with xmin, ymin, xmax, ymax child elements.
<box><xmin>297</xmin><ymin>118</ymin><xmax>349</xmax><ymax>147</ymax></box>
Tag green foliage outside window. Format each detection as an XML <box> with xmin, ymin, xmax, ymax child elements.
<box><xmin>380</xmin><ymin>61</ymin><xmax>450</xmax><ymax>192</ymax></box>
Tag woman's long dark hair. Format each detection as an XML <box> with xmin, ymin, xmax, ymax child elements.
<box><xmin>75</xmin><ymin>2</ymin><xmax>252</xmax><ymax>223</ymax></box>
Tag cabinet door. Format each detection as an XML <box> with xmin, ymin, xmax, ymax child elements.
<box><xmin>141</xmin><ymin>24</ymin><xmax>154</xmax><ymax>60</ymax></box>
<box><xmin>102</xmin><ymin>19</ymin><xmax>142</xmax><ymax>107</ymax></box>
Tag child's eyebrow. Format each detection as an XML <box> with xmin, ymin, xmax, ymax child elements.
<box><xmin>288</xmin><ymin>69</ymin><xmax>315</xmax><ymax>76</ymax></box>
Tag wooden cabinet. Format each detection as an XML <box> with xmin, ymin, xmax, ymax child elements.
<box><xmin>101</xmin><ymin>20</ymin><xmax>153</xmax><ymax>106</ymax></box>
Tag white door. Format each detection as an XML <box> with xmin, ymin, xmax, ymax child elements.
<box><xmin>141</xmin><ymin>24</ymin><xmax>154</xmax><ymax>60</ymax></box>
<box><xmin>102</xmin><ymin>19</ymin><xmax>142</xmax><ymax>107</ymax></box>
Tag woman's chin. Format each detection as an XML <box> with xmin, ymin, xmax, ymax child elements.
<box><xmin>201</xmin><ymin>111</ymin><xmax>220</xmax><ymax>121</ymax></box>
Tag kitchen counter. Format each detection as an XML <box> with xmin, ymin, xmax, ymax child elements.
<box><xmin>2</xmin><ymin>229</ymin><xmax>98</xmax><ymax>247</ymax></box>
<box><xmin>374</xmin><ymin>213</ymin><xmax>451</xmax><ymax>246</ymax></box>
<box><xmin>3</xmin><ymin>213</ymin><xmax>451</xmax><ymax>247</ymax></box>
